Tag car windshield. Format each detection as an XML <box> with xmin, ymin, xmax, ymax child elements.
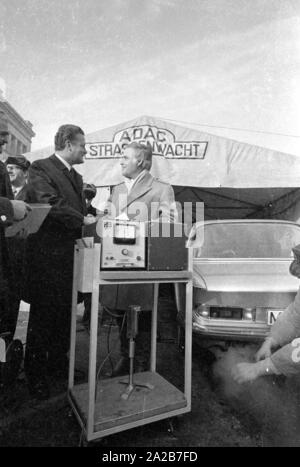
<box><xmin>193</xmin><ymin>222</ymin><xmax>300</xmax><ymax>259</ymax></box>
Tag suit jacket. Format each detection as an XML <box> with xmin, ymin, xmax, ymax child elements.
<box><xmin>24</xmin><ymin>154</ymin><xmax>87</xmax><ymax>303</ymax></box>
<box><xmin>7</xmin><ymin>183</ymin><xmax>31</xmax><ymax>299</ymax></box>
<box><xmin>14</xmin><ymin>183</ymin><xmax>29</xmax><ymax>201</ymax></box>
<box><xmin>100</xmin><ymin>171</ymin><xmax>177</xmax><ymax>310</ymax></box>
<box><xmin>0</xmin><ymin>162</ymin><xmax>14</xmax><ymax>310</ymax></box>
<box><xmin>26</xmin><ymin>154</ymin><xmax>86</xmax><ymax>241</ymax></box>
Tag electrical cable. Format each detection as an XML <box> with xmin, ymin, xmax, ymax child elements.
<box><xmin>103</xmin><ymin>307</ymin><xmax>126</xmax><ymax>373</ymax></box>
<box><xmin>103</xmin><ymin>305</ymin><xmax>125</xmax><ymax>319</ymax></box>
<box><xmin>95</xmin><ymin>311</ymin><xmax>126</xmax><ymax>397</ymax></box>
<box><xmin>106</xmin><ymin>316</ymin><xmax>114</xmax><ymax>373</ymax></box>
<box><xmin>94</xmin><ymin>311</ymin><xmax>127</xmax><ymax>402</ymax></box>
<box><xmin>78</xmin><ymin>429</ymin><xmax>84</xmax><ymax>447</ymax></box>
<box><xmin>101</xmin><ymin>306</ymin><xmax>125</xmax><ymax>371</ymax></box>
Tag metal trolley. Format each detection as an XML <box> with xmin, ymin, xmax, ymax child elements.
<box><xmin>68</xmin><ymin>243</ymin><xmax>193</xmax><ymax>443</ymax></box>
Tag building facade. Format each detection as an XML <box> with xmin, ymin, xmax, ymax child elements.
<box><xmin>0</xmin><ymin>98</ymin><xmax>35</xmax><ymax>160</ymax></box>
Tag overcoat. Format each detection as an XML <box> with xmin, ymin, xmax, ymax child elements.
<box><xmin>7</xmin><ymin>183</ymin><xmax>32</xmax><ymax>301</ymax></box>
<box><xmin>100</xmin><ymin>171</ymin><xmax>176</xmax><ymax>310</ymax></box>
<box><xmin>23</xmin><ymin>154</ymin><xmax>87</xmax><ymax>376</ymax></box>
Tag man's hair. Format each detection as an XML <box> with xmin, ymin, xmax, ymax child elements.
<box><xmin>126</xmin><ymin>141</ymin><xmax>152</xmax><ymax>171</ymax></box>
<box><xmin>54</xmin><ymin>124</ymin><xmax>84</xmax><ymax>151</ymax></box>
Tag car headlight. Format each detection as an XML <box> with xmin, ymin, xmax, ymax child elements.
<box><xmin>194</xmin><ymin>304</ymin><xmax>210</xmax><ymax>319</ymax></box>
<box><xmin>243</xmin><ymin>308</ymin><xmax>256</xmax><ymax>321</ymax></box>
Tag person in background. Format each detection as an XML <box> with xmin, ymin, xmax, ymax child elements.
<box><xmin>24</xmin><ymin>124</ymin><xmax>96</xmax><ymax>400</ymax></box>
<box><xmin>0</xmin><ymin>112</ymin><xmax>30</xmax><ymax>338</ymax></box>
<box><xmin>5</xmin><ymin>155</ymin><xmax>32</xmax><ymax>334</ymax></box>
<box><xmin>101</xmin><ymin>141</ymin><xmax>177</xmax><ymax>376</ymax></box>
<box><xmin>232</xmin><ymin>252</ymin><xmax>300</xmax><ymax>383</ymax></box>
<box><xmin>6</xmin><ymin>155</ymin><xmax>31</xmax><ymax>200</ymax></box>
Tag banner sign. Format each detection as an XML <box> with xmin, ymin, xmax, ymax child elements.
<box><xmin>86</xmin><ymin>124</ymin><xmax>208</xmax><ymax>159</ymax></box>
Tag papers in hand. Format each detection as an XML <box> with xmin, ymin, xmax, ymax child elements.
<box><xmin>77</xmin><ymin>237</ymin><xmax>94</xmax><ymax>249</ymax></box>
<box><xmin>5</xmin><ymin>203</ymin><xmax>51</xmax><ymax>238</ymax></box>
<box><xmin>115</xmin><ymin>212</ymin><xmax>129</xmax><ymax>221</ymax></box>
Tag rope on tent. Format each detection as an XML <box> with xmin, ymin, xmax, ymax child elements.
<box><xmin>245</xmin><ymin>188</ymin><xmax>300</xmax><ymax>219</ymax></box>
<box><xmin>173</xmin><ymin>186</ymin><xmax>188</xmax><ymax>197</ymax></box>
<box><xmin>160</xmin><ymin>117</ymin><xmax>300</xmax><ymax>139</ymax></box>
<box><xmin>191</xmin><ymin>187</ymin><xmax>262</xmax><ymax>208</ymax></box>
<box><xmin>175</xmin><ymin>186</ymin><xmax>262</xmax><ymax>209</ymax></box>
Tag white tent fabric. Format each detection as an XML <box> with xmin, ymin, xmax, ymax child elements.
<box><xmin>25</xmin><ymin>115</ymin><xmax>300</xmax><ymax>221</ymax></box>
<box><xmin>26</xmin><ymin>115</ymin><xmax>300</xmax><ymax>188</ymax></box>
<box><xmin>160</xmin><ymin>118</ymin><xmax>300</xmax><ymax>158</ymax></box>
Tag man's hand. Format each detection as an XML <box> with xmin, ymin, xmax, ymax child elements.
<box><xmin>232</xmin><ymin>356</ymin><xmax>280</xmax><ymax>384</ymax></box>
<box><xmin>83</xmin><ymin>215</ymin><xmax>97</xmax><ymax>225</ymax></box>
<box><xmin>255</xmin><ymin>337</ymin><xmax>276</xmax><ymax>362</ymax></box>
<box><xmin>11</xmin><ymin>200</ymin><xmax>31</xmax><ymax>221</ymax></box>
<box><xmin>231</xmin><ymin>362</ymin><xmax>262</xmax><ymax>384</ymax></box>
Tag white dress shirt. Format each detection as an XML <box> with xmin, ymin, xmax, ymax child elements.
<box><xmin>12</xmin><ymin>185</ymin><xmax>24</xmax><ymax>198</ymax></box>
<box><xmin>124</xmin><ymin>170</ymin><xmax>146</xmax><ymax>194</ymax></box>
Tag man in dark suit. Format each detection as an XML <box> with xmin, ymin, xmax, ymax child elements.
<box><xmin>24</xmin><ymin>124</ymin><xmax>95</xmax><ymax>399</ymax></box>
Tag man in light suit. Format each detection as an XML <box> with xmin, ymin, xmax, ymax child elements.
<box><xmin>101</xmin><ymin>141</ymin><xmax>177</xmax><ymax>376</ymax></box>
<box><xmin>24</xmin><ymin>124</ymin><xmax>95</xmax><ymax>399</ymax></box>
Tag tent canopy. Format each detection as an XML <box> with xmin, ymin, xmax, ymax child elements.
<box><xmin>26</xmin><ymin>115</ymin><xmax>300</xmax><ymax>221</ymax></box>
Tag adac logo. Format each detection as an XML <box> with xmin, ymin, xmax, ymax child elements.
<box><xmin>86</xmin><ymin>125</ymin><xmax>208</xmax><ymax>159</ymax></box>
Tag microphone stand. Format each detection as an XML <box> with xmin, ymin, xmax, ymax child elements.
<box><xmin>119</xmin><ymin>305</ymin><xmax>154</xmax><ymax>400</ymax></box>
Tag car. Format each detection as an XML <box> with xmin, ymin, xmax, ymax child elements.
<box><xmin>177</xmin><ymin>219</ymin><xmax>300</xmax><ymax>345</ymax></box>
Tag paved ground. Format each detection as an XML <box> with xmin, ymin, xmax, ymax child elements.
<box><xmin>1</xmin><ymin>292</ymin><xmax>300</xmax><ymax>447</ymax></box>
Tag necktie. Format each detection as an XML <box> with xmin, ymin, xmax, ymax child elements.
<box><xmin>69</xmin><ymin>168</ymin><xmax>78</xmax><ymax>187</ymax></box>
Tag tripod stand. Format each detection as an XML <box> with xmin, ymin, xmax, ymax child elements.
<box><xmin>119</xmin><ymin>305</ymin><xmax>154</xmax><ymax>400</ymax></box>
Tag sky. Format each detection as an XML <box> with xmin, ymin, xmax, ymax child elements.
<box><xmin>0</xmin><ymin>0</ymin><xmax>299</xmax><ymax>152</ymax></box>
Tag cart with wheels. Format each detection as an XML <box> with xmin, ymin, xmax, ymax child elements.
<box><xmin>68</xmin><ymin>242</ymin><xmax>193</xmax><ymax>443</ymax></box>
